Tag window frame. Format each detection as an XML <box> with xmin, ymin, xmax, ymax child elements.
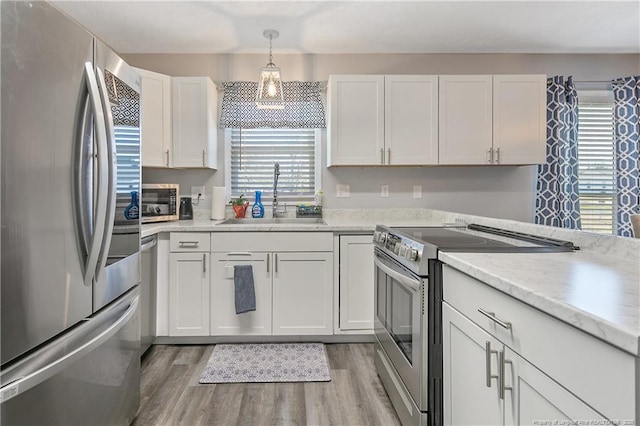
<box><xmin>224</xmin><ymin>128</ymin><xmax>323</xmax><ymax>204</ymax></box>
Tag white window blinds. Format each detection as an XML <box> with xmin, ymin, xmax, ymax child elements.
<box><xmin>114</xmin><ymin>125</ymin><xmax>141</xmax><ymax>194</ymax></box>
<box><xmin>228</xmin><ymin>128</ymin><xmax>318</xmax><ymax>200</ymax></box>
<box><xmin>577</xmin><ymin>102</ymin><xmax>615</xmax><ymax>234</ymax></box>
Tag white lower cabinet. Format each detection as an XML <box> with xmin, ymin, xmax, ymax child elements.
<box><xmin>210</xmin><ymin>253</ymin><xmax>271</xmax><ymax>335</ymax></box>
<box><xmin>337</xmin><ymin>235</ymin><xmax>374</xmax><ymax>331</ymax></box>
<box><xmin>210</xmin><ymin>232</ymin><xmax>334</xmax><ymax>336</ymax></box>
<box><xmin>443</xmin><ymin>302</ymin><xmax>604</xmax><ymax>426</ymax></box>
<box><xmin>442</xmin><ymin>265</ymin><xmax>635</xmax><ymax>425</ymax></box>
<box><xmin>272</xmin><ymin>252</ymin><xmax>333</xmax><ymax>335</ymax></box>
<box><xmin>169</xmin><ymin>252</ymin><xmax>210</xmax><ymax>336</ymax></box>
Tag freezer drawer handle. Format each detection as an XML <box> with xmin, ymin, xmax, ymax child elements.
<box><xmin>0</xmin><ymin>295</ymin><xmax>139</xmax><ymax>404</ymax></box>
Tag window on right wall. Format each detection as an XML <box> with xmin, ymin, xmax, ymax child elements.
<box><xmin>577</xmin><ymin>90</ymin><xmax>615</xmax><ymax>234</ymax></box>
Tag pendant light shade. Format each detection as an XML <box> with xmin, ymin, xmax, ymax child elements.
<box><xmin>256</xmin><ymin>29</ymin><xmax>285</xmax><ymax>110</ymax></box>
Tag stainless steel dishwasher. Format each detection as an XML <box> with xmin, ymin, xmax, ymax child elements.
<box><xmin>140</xmin><ymin>235</ymin><xmax>157</xmax><ymax>355</ymax></box>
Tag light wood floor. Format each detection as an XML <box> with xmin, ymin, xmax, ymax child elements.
<box><xmin>132</xmin><ymin>343</ymin><xmax>401</xmax><ymax>426</ymax></box>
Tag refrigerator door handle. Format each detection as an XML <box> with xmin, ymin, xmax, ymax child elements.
<box><xmin>94</xmin><ymin>66</ymin><xmax>118</xmax><ymax>284</ymax></box>
<box><xmin>81</xmin><ymin>62</ymin><xmax>109</xmax><ymax>287</ymax></box>
<box><xmin>0</xmin><ymin>294</ymin><xmax>139</xmax><ymax>404</ymax></box>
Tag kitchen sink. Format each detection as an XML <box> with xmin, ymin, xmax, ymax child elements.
<box><xmin>218</xmin><ymin>218</ymin><xmax>326</xmax><ymax>225</ymax></box>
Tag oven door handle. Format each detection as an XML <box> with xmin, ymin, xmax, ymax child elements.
<box><xmin>374</xmin><ymin>256</ymin><xmax>421</xmax><ymax>293</ymax></box>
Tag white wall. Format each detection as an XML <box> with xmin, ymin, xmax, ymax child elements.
<box><xmin>128</xmin><ymin>53</ymin><xmax>640</xmax><ymax>222</ymax></box>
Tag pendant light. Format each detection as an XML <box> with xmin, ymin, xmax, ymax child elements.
<box><xmin>256</xmin><ymin>29</ymin><xmax>285</xmax><ymax>109</ymax></box>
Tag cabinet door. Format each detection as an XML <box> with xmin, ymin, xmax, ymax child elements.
<box><xmin>439</xmin><ymin>75</ymin><xmax>493</xmax><ymax>165</ymax></box>
<box><xmin>504</xmin><ymin>347</ymin><xmax>606</xmax><ymax>425</ymax></box>
<box><xmin>338</xmin><ymin>235</ymin><xmax>374</xmax><ymax>331</ymax></box>
<box><xmin>172</xmin><ymin>77</ymin><xmax>217</xmax><ymax>169</ymax></box>
<box><xmin>327</xmin><ymin>75</ymin><xmax>384</xmax><ymax>166</ymax></box>
<box><xmin>210</xmin><ymin>253</ymin><xmax>271</xmax><ymax>335</ymax></box>
<box><xmin>493</xmin><ymin>75</ymin><xmax>546</xmax><ymax>165</ymax></box>
<box><xmin>443</xmin><ymin>302</ymin><xmax>504</xmax><ymax>426</ymax></box>
<box><xmin>385</xmin><ymin>75</ymin><xmax>439</xmax><ymax>165</ymax></box>
<box><xmin>169</xmin><ymin>252</ymin><xmax>210</xmax><ymax>336</ymax></box>
<box><xmin>136</xmin><ymin>68</ymin><xmax>172</xmax><ymax>168</ymax></box>
<box><xmin>272</xmin><ymin>252</ymin><xmax>333</xmax><ymax>335</ymax></box>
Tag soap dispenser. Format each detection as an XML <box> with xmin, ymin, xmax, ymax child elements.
<box><xmin>251</xmin><ymin>191</ymin><xmax>265</xmax><ymax>218</ymax></box>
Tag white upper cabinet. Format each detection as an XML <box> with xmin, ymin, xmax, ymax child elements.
<box><xmin>328</xmin><ymin>75</ymin><xmax>438</xmax><ymax>166</ymax></box>
<box><xmin>493</xmin><ymin>75</ymin><xmax>546</xmax><ymax>165</ymax></box>
<box><xmin>385</xmin><ymin>75</ymin><xmax>439</xmax><ymax>165</ymax></box>
<box><xmin>439</xmin><ymin>74</ymin><xmax>546</xmax><ymax>165</ymax></box>
<box><xmin>135</xmin><ymin>67</ymin><xmax>172</xmax><ymax>168</ymax></box>
<box><xmin>172</xmin><ymin>77</ymin><xmax>218</xmax><ymax>169</ymax></box>
<box><xmin>328</xmin><ymin>75</ymin><xmax>385</xmax><ymax>166</ymax></box>
<box><xmin>439</xmin><ymin>75</ymin><xmax>493</xmax><ymax>165</ymax></box>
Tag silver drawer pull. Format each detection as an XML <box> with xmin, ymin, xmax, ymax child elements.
<box><xmin>478</xmin><ymin>308</ymin><xmax>512</xmax><ymax>330</ymax></box>
<box><xmin>179</xmin><ymin>241</ymin><xmax>199</xmax><ymax>246</ymax></box>
<box><xmin>485</xmin><ymin>341</ymin><xmax>499</xmax><ymax>388</ymax></box>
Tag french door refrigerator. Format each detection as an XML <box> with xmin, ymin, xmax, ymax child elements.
<box><xmin>1</xmin><ymin>2</ymin><xmax>142</xmax><ymax>424</ymax></box>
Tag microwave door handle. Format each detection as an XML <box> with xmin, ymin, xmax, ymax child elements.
<box><xmin>374</xmin><ymin>256</ymin><xmax>421</xmax><ymax>293</ymax></box>
<box><xmin>81</xmin><ymin>62</ymin><xmax>109</xmax><ymax>288</ymax></box>
<box><xmin>94</xmin><ymin>66</ymin><xmax>118</xmax><ymax>283</ymax></box>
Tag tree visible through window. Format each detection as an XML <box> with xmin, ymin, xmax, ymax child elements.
<box><xmin>577</xmin><ymin>99</ymin><xmax>615</xmax><ymax>234</ymax></box>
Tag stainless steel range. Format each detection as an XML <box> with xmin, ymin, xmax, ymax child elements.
<box><xmin>372</xmin><ymin>224</ymin><xmax>577</xmax><ymax>426</ymax></box>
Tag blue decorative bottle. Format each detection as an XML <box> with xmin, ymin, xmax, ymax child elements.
<box><xmin>124</xmin><ymin>191</ymin><xmax>139</xmax><ymax>220</ymax></box>
<box><xmin>251</xmin><ymin>191</ymin><xmax>264</xmax><ymax>218</ymax></box>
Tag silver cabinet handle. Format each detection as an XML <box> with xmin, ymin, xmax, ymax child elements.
<box><xmin>380</xmin><ymin>148</ymin><xmax>384</xmax><ymax>165</ymax></box>
<box><xmin>485</xmin><ymin>341</ymin><xmax>499</xmax><ymax>388</ymax></box>
<box><xmin>387</xmin><ymin>148</ymin><xmax>391</xmax><ymax>165</ymax></box>
<box><xmin>495</xmin><ymin>147</ymin><xmax>500</xmax><ymax>164</ymax></box>
<box><xmin>202</xmin><ymin>253</ymin><xmax>206</xmax><ymax>273</ymax></box>
<box><xmin>487</xmin><ymin>148</ymin><xmax>493</xmax><ymax>164</ymax></box>
<box><xmin>267</xmin><ymin>253</ymin><xmax>270</xmax><ymax>273</ymax></box>
<box><xmin>274</xmin><ymin>253</ymin><xmax>278</xmax><ymax>273</ymax></box>
<box><xmin>166</xmin><ymin>149</ymin><xmax>170</xmax><ymax>166</ymax></box>
<box><xmin>478</xmin><ymin>308</ymin><xmax>512</xmax><ymax>330</ymax></box>
<box><xmin>179</xmin><ymin>241</ymin><xmax>199</xmax><ymax>247</ymax></box>
<box><xmin>202</xmin><ymin>149</ymin><xmax>206</xmax><ymax>166</ymax></box>
<box><xmin>498</xmin><ymin>350</ymin><xmax>512</xmax><ymax>399</ymax></box>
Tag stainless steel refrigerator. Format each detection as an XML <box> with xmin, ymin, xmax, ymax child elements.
<box><xmin>1</xmin><ymin>2</ymin><xmax>142</xmax><ymax>424</ymax></box>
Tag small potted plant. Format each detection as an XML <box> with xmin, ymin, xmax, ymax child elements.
<box><xmin>229</xmin><ymin>194</ymin><xmax>249</xmax><ymax>218</ymax></box>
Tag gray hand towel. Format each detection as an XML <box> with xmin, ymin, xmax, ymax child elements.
<box><xmin>234</xmin><ymin>264</ymin><xmax>256</xmax><ymax>314</ymax></box>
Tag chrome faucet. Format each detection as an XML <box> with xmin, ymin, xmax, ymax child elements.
<box><xmin>272</xmin><ymin>163</ymin><xmax>286</xmax><ymax>218</ymax></box>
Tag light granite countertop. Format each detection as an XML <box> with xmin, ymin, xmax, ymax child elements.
<box><xmin>141</xmin><ymin>208</ymin><xmax>640</xmax><ymax>356</ymax></box>
<box><xmin>439</xmin><ymin>249</ymin><xmax>640</xmax><ymax>355</ymax></box>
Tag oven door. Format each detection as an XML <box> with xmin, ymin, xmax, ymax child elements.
<box><xmin>374</xmin><ymin>248</ymin><xmax>425</xmax><ymax>407</ymax></box>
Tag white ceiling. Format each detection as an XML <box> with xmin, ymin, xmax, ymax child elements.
<box><xmin>52</xmin><ymin>1</ymin><xmax>640</xmax><ymax>55</ymax></box>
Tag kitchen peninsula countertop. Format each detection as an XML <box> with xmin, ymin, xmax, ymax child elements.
<box><xmin>142</xmin><ymin>208</ymin><xmax>640</xmax><ymax>356</ymax></box>
<box><xmin>439</xmin><ymin>249</ymin><xmax>640</xmax><ymax>355</ymax></box>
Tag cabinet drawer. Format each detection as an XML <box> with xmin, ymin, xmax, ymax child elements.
<box><xmin>170</xmin><ymin>232</ymin><xmax>210</xmax><ymax>252</ymax></box>
<box><xmin>211</xmin><ymin>232</ymin><xmax>333</xmax><ymax>252</ymax></box>
<box><xmin>442</xmin><ymin>265</ymin><xmax>636</xmax><ymax>421</ymax></box>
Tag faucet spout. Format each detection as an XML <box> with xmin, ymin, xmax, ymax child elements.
<box><xmin>272</xmin><ymin>163</ymin><xmax>280</xmax><ymax>218</ymax></box>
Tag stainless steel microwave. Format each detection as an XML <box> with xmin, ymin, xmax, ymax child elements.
<box><xmin>141</xmin><ymin>184</ymin><xmax>179</xmax><ymax>223</ymax></box>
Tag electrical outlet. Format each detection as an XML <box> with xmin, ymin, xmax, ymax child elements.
<box><xmin>191</xmin><ymin>186</ymin><xmax>205</xmax><ymax>200</ymax></box>
<box><xmin>413</xmin><ymin>185</ymin><xmax>423</xmax><ymax>199</ymax></box>
<box><xmin>336</xmin><ymin>184</ymin><xmax>350</xmax><ymax>198</ymax></box>
<box><xmin>381</xmin><ymin>184</ymin><xmax>389</xmax><ymax>197</ymax></box>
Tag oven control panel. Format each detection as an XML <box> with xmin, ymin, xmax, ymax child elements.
<box><xmin>374</xmin><ymin>226</ymin><xmax>427</xmax><ymax>274</ymax></box>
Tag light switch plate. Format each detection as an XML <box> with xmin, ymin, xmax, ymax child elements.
<box><xmin>336</xmin><ymin>184</ymin><xmax>350</xmax><ymax>198</ymax></box>
<box><xmin>191</xmin><ymin>186</ymin><xmax>205</xmax><ymax>200</ymax></box>
<box><xmin>413</xmin><ymin>185</ymin><xmax>422</xmax><ymax>199</ymax></box>
<box><xmin>381</xmin><ymin>185</ymin><xmax>389</xmax><ymax>197</ymax></box>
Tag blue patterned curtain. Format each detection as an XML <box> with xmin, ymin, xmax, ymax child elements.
<box><xmin>612</xmin><ymin>76</ymin><xmax>640</xmax><ymax>237</ymax></box>
<box><xmin>219</xmin><ymin>81</ymin><xmax>326</xmax><ymax>129</ymax></box>
<box><xmin>535</xmin><ymin>76</ymin><xmax>581</xmax><ymax>229</ymax></box>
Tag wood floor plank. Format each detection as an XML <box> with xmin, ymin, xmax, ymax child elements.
<box><xmin>236</xmin><ymin>383</ymin><xmax>276</xmax><ymax>425</ymax></box>
<box><xmin>172</xmin><ymin>345</ymin><xmax>207</xmax><ymax>365</ymax></box>
<box><xmin>168</xmin><ymin>385</ymin><xmax>217</xmax><ymax>426</ymax></box>
<box><xmin>202</xmin><ymin>383</ymin><xmax>245</xmax><ymax>426</ymax></box>
<box><xmin>272</xmin><ymin>382</ymin><xmax>307</xmax><ymax>425</ymax></box>
<box><xmin>303</xmin><ymin>380</ymin><xmax>345</xmax><ymax>425</ymax></box>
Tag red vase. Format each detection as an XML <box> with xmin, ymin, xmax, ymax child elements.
<box><xmin>233</xmin><ymin>202</ymin><xmax>248</xmax><ymax>218</ymax></box>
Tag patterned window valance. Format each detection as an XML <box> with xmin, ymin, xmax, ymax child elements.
<box><xmin>219</xmin><ymin>81</ymin><xmax>326</xmax><ymax>129</ymax></box>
